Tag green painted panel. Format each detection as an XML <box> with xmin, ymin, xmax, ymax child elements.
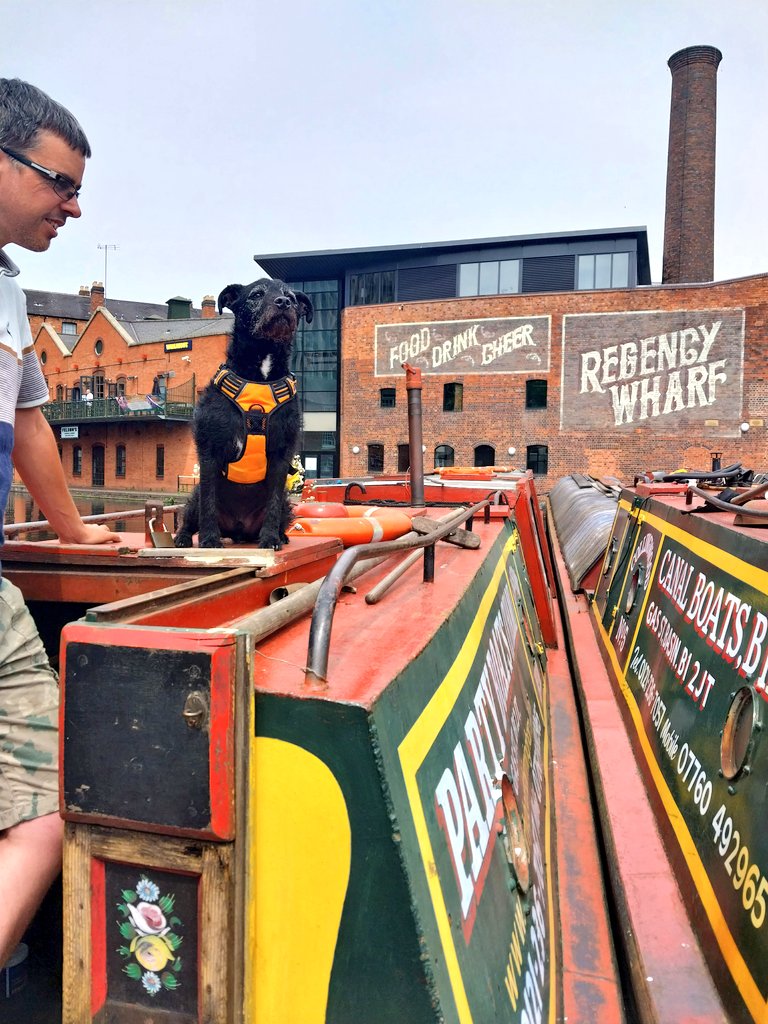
<box><xmin>598</xmin><ymin>499</ymin><xmax>768</xmax><ymax>1024</ymax></box>
<box><xmin>371</xmin><ymin>522</ymin><xmax>558</xmax><ymax>1024</ymax></box>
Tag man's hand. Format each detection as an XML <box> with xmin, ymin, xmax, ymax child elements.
<box><xmin>57</xmin><ymin>522</ymin><xmax>122</xmax><ymax>545</ymax></box>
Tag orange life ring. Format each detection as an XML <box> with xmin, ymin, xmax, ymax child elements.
<box><xmin>287</xmin><ymin>509</ymin><xmax>414</xmax><ymax>546</ymax></box>
<box><xmin>293</xmin><ymin>503</ymin><xmax>407</xmax><ymax>520</ymax></box>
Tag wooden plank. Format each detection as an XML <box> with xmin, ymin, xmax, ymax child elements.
<box><xmin>62</xmin><ymin>823</ymin><xmax>92</xmax><ymax>1024</ymax></box>
<box><xmin>200</xmin><ymin>844</ymin><xmax>236</xmax><ymax>1023</ymax></box>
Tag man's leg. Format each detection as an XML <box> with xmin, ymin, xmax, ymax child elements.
<box><xmin>0</xmin><ymin>812</ymin><xmax>63</xmax><ymax>965</ymax></box>
<box><xmin>0</xmin><ymin>579</ymin><xmax>62</xmax><ymax>967</ymax></box>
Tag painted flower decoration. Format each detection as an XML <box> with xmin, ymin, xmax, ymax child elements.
<box><xmin>117</xmin><ymin>875</ymin><xmax>183</xmax><ymax>996</ymax></box>
<box><xmin>142</xmin><ymin>971</ymin><xmax>162</xmax><ymax>995</ymax></box>
<box><xmin>127</xmin><ymin>901</ymin><xmax>167</xmax><ymax>936</ymax></box>
<box><xmin>136</xmin><ymin>878</ymin><xmax>160</xmax><ymax>902</ymax></box>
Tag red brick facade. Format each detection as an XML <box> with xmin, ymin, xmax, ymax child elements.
<box><xmin>34</xmin><ymin>308</ymin><xmax>230</xmax><ymax>493</ymax></box>
<box><xmin>340</xmin><ymin>275</ymin><xmax>768</xmax><ymax>487</ymax></box>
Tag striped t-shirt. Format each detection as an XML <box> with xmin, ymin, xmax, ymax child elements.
<box><xmin>0</xmin><ymin>250</ymin><xmax>49</xmax><ymax>544</ymax></box>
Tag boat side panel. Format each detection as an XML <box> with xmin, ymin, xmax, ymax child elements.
<box><xmin>595</xmin><ymin>497</ymin><xmax>768</xmax><ymax>1024</ymax></box>
<box><xmin>372</xmin><ymin>524</ymin><xmax>558</xmax><ymax>1024</ymax></box>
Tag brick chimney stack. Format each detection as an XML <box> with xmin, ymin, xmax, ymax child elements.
<box><xmin>90</xmin><ymin>281</ymin><xmax>105</xmax><ymax>312</ymax></box>
<box><xmin>201</xmin><ymin>295</ymin><xmax>216</xmax><ymax>318</ymax></box>
<box><xmin>662</xmin><ymin>45</ymin><xmax>722</xmax><ymax>284</ymax></box>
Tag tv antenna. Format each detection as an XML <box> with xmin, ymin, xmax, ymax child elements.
<box><xmin>97</xmin><ymin>243</ymin><xmax>118</xmax><ymax>300</ymax></box>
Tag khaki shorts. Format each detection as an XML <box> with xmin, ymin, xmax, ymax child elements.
<box><xmin>0</xmin><ymin>578</ymin><xmax>59</xmax><ymax>829</ymax></box>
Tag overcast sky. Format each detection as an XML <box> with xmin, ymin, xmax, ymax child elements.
<box><xmin>5</xmin><ymin>0</ymin><xmax>768</xmax><ymax>305</ymax></box>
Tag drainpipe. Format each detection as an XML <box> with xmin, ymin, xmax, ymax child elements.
<box><xmin>403</xmin><ymin>362</ymin><xmax>425</xmax><ymax>507</ymax></box>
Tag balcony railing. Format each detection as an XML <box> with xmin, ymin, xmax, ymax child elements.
<box><xmin>43</xmin><ymin>396</ymin><xmax>194</xmax><ymax>423</ymax></box>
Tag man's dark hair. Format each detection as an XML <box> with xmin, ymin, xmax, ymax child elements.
<box><xmin>0</xmin><ymin>78</ymin><xmax>91</xmax><ymax>157</ymax></box>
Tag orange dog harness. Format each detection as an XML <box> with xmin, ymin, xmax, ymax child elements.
<box><xmin>212</xmin><ymin>366</ymin><xmax>297</xmax><ymax>484</ymax></box>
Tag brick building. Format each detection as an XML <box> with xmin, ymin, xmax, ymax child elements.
<box><xmin>29</xmin><ymin>288</ymin><xmax>230</xmax><ymax>492</ymax></box>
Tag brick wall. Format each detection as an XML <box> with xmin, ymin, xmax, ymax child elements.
<box><xmin>36</xmin><ymin>310</ymin><xmax>231</xmax><ymax>492</ymax></box>
<box><xmin>340</xmin><ymin>275</ymin><xmax>768</xmax><ymax>489</ymax></box>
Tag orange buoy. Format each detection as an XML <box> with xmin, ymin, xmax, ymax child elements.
<box><xmin>287</xmin><ymin>509</ymin><xmax>414</xmax><ymax>546</ymax></box>
<box><xmin>293</xmin><ymin>502</ymin><xmax>350</xmax><ymax>518</ymax></box>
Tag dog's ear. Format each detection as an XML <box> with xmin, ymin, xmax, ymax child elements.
<box><xmin>295</xmin><ymin>290</ymin><xmax>314</xmax><ymax>325</ymax></box>
<box><xmin>217</xmin><ymin>284</ymin><xmax>244</xmax><ymax>314</ymax></box>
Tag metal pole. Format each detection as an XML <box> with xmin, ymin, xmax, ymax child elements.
<box><xmin>403</xmin><ymin>362</ymin><xmax>425</xmax><ymax>507</ymax></box>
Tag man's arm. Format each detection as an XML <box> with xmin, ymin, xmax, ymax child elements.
<box><xmin>13</xmin><ymin>406</ymin><xmax>120</xmax><ymax>544</ymax></box>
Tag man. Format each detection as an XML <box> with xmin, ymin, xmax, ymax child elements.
<box><xmin>0</xmin><ymin>78</ymin><xmax>120</xmax><ymax>966</ymax></box>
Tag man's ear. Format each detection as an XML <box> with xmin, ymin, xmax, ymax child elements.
<box><xmin>295</xmin><ymin>290</ymin><xmax>314</xmax><ymax>324</ymax></box>
<box><xmin>217</xmin><ymin>284</ymin><xmax>244</xmax><ymax>313</ymax></box>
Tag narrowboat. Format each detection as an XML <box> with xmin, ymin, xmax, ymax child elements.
<box><xmin>3</xmin><ymin>398</ymin><xmax>767</xmax><ymax>1023</ymax></box>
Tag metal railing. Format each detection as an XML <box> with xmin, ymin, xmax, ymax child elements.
<box><xmin>304</xmin><ymin>498</ymin><xmax>491</xmax><ymax>685</ymax></box>
<box><xmin>43</xmin><ymin>396</ymin><xmax>194</xmax><ymax>422</ymax></box>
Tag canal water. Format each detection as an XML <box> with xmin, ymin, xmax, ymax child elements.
<box><xmin>4</xmin><ymin>490</ymin><xmax>183</xmax><ymax>541</ymax></box>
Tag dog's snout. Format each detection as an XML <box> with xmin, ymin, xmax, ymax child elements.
<box><xmin>273</xmin><ymin>295</ymin><xmax>292</xmax><ymax>310</ymax></box>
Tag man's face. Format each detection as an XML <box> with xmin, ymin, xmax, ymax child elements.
<box><xmin>0</xmin><ymin>129</ymin><xmax>85</xmax><ymax>251</ymax></box>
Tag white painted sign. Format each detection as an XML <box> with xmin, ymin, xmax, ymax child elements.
<box><xmin>375</xmin><ymin>316</ymin><xmax>551</xmax><ymax>376</ymax></box>
<box><xmin>60</xmin><ymin>425</ymin><xmax>79</xmax><ymax>439</ymax></box>
<box><xmin>561</xmin><ymin>309</ymin><xmax>745</xmax><ymax>430</ymax></box>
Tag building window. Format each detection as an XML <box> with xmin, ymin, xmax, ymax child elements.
<box><xmin>116</xmin><ymin>444</ymin><xmax>126</xmax><ymax>478</ymax></box>
<box><xmin>56</xmin><ymin>384</ymin><xmax>64</xmax><ymax>401</ymax></box>
<box><xmin>349</xmin><ymin>271</ymin><xmax>395</xmax><ymax>307</ymax></box>
<box><xmin>526</xmin><ymin>444</ymin><xmax>548</xmax><ymax>475</ymax></box>
<box><xmin>577</xmin><ymin>252</ymin><xmax>630</xmax><ymax>290</ymax></box>
<box><xmin>434</xmin><ymin>444</ymin><xmax>455</xmax><ymax>468</ymax></box>
<box><xmin>40</xmin><ymin>349</ymin><xmax>47</xmax><ymax>364</ymax></box>
<box><xmin>367</xmin><ymin>443</ymin><xmax>384</xmax><ymax>473</ymax></box>
<box><xmin>474</xmin><ymin>445</ymin><xmax>495</xmax><ymax>467</ymax></box>
<box><xmin>156</xmin><ymin>445</ymin><xmax>165</xmax><ymax>479</ymax></box>
<box><xmin>397</xmin><ymin>444</ymin><xmax>410</xmax><ymax>472</ymax></box>
<box><xmin>93</xmin><ymin>373</ymin><xmax>106</xmax><ymax>399</ymax></box>
<box><xmin>380</xmin><ymin>387</ymin><xmax>396</xmax><ymax>408</ymax></box>
<box><xmin>61</xmin><ymin>321</ymin><xmax>77</xmax><ymax>336</ymax></box>
<box><xmin>526</xmin><ymin>379</ymin><xmax>548</xmax><ymax>409</ymax></box>
<box><xmin>116</xmin><ymin>377</ymin><xmax>126</xmax><ymax>396</ymax></box>
<box><xmin>73</xmin><ymin>445</ymin><xmax>82</xmax><ymax>477</ymax></box>
<box><xmin>459</xmin><ymin>259</ymin><xmax>520</xmax><ymax>297</ymax></box>
<box><xmin>94</xmin><ymin>338</ymin><xmax>104</xmax><ymax>355</ymax></box>
<box><xmin>321</xmin><ymin>431</ymin><xmax>335</xmax><ymax>449</ymax></box>
<box><xmin>443</xmin><ymin>382</ymin><xmax>463</xmax><ymax>412</ymax></box>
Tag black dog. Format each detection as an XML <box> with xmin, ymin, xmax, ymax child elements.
<box><xmin>175</xmin><ymin>278</ymin><xmax>313</xmax><ymax>549</ymax></box>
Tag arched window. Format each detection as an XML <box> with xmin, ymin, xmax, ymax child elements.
<box><xmin>526</xmin><ymin>444</ymin><xmax>548</xmax><ymax>475</ymax></box>
<box><xmin>93</xmin><ymin>372</ymin><xmax>106</xmax><ymax>399</ymax></box>
<box><xmin>116</xmin><ymin>444</ymin><xmax>126</xmax><ymax>478</ymax></box>
<box><xmin>474</xmin><ymin>445</ymin><xmax>495</xmax><ymax>467</ymax></box>
<box><xmin>55</xmin><ymin>384</ymin><xmax>64</xmax><ymax>401</ymax></box>
<box><xmin>116</xmin><ymin>376</ymin><xmax>127</xmax><ymax>396</ymax></box>
<box><xmin>443</xmin><ymin>383</ymin><xmax>463</xmax><ymax>412</ymax></box>
<box><xmin>434</xmin><ymin>444</ymin><xmax>455</xmax><ymax>468</ymax></box>
<box><xmin>72</xmin><ymin>445</ymin><xmax>82</xmax><ymax>477</ymax></box>
<box><xmin>367</xmin><ymin>443</ymin><xmax>384</xmax><ymax>473</ymax></box>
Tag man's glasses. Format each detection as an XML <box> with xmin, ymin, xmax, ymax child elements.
<box><xmin>0</xmin><ymin>145</ymin><xmax>81</xmax><ymax>201</ymax></box>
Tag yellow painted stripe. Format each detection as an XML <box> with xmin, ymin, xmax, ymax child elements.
<box><xmin>399</xmin><ymin>528</ymin><xmax>558</xmax><ymax>1023</ymax></box>
<box><xmin>639</xmin><ymin>508</ymin><xmax>768</xmax><ymax>593</ymax></box>
<box><xmin>596</xmin><ymin>615</ymin><xmax>768</xmax><ymax>1021</ymax></box>
<box><xmin>246</xmin><ymin>738</ymin><xmax>352</xmax><ymax>1024</ymax></box>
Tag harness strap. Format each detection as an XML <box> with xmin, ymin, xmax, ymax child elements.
<box><xmin>212</xmin><ymin>367</ymin><xmax>297</xmax><ymax>484</ymax></box>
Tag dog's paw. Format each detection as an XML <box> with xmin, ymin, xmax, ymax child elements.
<box><xmin>199</xmin><ymin>533</ymin><xmax>223</xmax><ymax>548</ymax></box>
<box><xmin>174</xmin><ymin>533</ymin><xmax>193</xmax><ymax>548</ymax></box>
<box><xmin>257</xmin><ymin>531</ymin><xmax>283</xmax><ymax>551</ymax></box>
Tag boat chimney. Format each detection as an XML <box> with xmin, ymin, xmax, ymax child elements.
<box><xmin>662</xmin><ymin>45</ymin><xmax>722</xmax><ymax>284</ymax></box>
<box><xmin>403</xmin><ymin>363</ymin><xmax>425</xmax><ymax>508</ymax></box>
<box><xmin>711</xmin><ymin>450</ymin><xmax>722</xmax><ymax>472</ymax></box>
